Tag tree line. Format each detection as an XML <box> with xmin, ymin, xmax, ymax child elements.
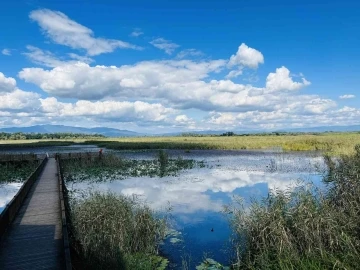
<box><xmin>0</xmin><ymin>132</ymin><xmax>105</xmax><ymax>140</ymax></box>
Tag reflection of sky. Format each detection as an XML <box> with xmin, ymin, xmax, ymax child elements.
<box><xmin>0</xmin><ymin>183</ymin><xmax>23</xmax><ymax>213</ymax></box>
<box><xmin>67</xmin><ymin>151</ymin><xmax>324</xmax><ymax>269</ymax></box>
<box><xmin>69</xmin><ymin>169</ymin><xmax>322</xmax><ymax>216</ymax></box>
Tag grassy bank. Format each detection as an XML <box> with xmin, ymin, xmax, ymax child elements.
<box><xmin>226</xmin><ymin>145</ymin><xmax>360</xmax><ymax>269</ymax></box>
<box><xmin>70</xmin><ymin>192</ymin><xmax>168</xmax><ymax>270</ymax></box>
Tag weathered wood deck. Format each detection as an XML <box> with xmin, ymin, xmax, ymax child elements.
<box><xmin>0</xmin><ymin>158</ymin><xmax>64</xmax><ymax>269</ymax></box>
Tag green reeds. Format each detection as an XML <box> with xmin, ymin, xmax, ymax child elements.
<box><xmin>70</xmin><ymin>192</ymin><xmax>168</xmax><ymax>269</ymax></box>
<box><xmin>227</xmin><ymin>145</ymin><xmax>360</xmax><ymax>269</ymax></box>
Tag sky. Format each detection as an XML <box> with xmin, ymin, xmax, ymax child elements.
<box><xmin>0</xmin><ymin>0</ymin><xmax>359</xmax><ymax>133</ymax></box>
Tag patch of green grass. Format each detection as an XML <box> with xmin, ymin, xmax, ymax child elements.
<box><xmin>226</xmin><ymin>145</ymin><xmax>360</xmax><ymax>269</ymax></box>
<box><xmin>70</xmin><ymin>192</ymin><xmax>168</xmax><ymax>270</ymax></box>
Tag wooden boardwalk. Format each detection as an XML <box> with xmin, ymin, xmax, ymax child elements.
<box><xmin>0</xmin><ymin>158</ymin><xmax>64</xmax><ymax>269</ymax></box>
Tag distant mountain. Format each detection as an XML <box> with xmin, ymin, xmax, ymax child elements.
<box><xmin>161</xmin><ymin>125</ymin><xmax>360</xmax><ymax>136</ymax></box>
<box><xmin>1</xmin><ymin>124</ymin><xmax>359</xmax><ymax>138</ymax></box>
<box><xmin>0</xmin><ymin>125</ymin><xmax>141</xmax><ymax>137</ymax></box>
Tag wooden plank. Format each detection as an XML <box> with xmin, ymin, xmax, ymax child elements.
<box><xmin>0</xmin><ymin>158</ymin><xmax>65</xmax><ymax>269</ymax></box>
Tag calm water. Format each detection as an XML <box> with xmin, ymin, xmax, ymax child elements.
<box><xmin>65</xmin><ymin>149</ymin><xmax>326</xmax><ymax>269</ymax></box>
<box><xmin>0</xmin><ymin>182</ymin><xmax>23</xmax><ymax>213</ymax></box>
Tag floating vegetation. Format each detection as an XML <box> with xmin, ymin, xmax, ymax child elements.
<box><xmin>226</xmin><ymin>145</ymin><xmax>360</xmax><ymax>269</ymax></box>
<box><xmin>70</xmin><ymin>192</ymin><xmax>168</xmax><ymax>270</ymax></box>
<box><xmin>0</xmin><ymin>161</ymin><xmax>39</xmax><ymax>183</ymax></box>
<box><xmin>61</xmin><ymin>152</ymin><xmax>206</xmax><ymax>183</ymax></box>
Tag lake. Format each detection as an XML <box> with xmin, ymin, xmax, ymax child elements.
<box><xmin>64</xmin><ymin>149</ymin><xmax>326</xmax><ymax>268</ymax></box>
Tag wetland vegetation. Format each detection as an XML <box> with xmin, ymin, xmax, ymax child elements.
<box><xmin>2</xmin><ymin>134</ymin><xmax>360</xmax><ymax>269</ymax></box>
<box><xmin>0</xmin><ymin>160</ymin><xmax>39</xmax><ymax>183</ymax></box>
<box><xmin>61</xmin><ymin>151</ymin><xmax>205</xmax><ymax>183</ymax></box>
<box><xmin>85</xmin><ymin>132</ymin><xmax>360</xmax><ymax>155</ymax></box>
<box><xmin>226</xmin><ymin>145</ymin><xmax>360</xmax><ymax>269</ymax></box>
<box><xmin>70</xmin><ymin>192</ymin><xmax>168</xmax><ymax>270</ymax></box>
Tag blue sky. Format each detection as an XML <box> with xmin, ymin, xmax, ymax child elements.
<box><xmin>0</xmin><ymin>0</ymin><xmax>359</xmax><ymax>133</ymax></box>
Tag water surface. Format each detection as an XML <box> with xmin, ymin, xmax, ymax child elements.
<box><xmin>65</xmin><ymin>149</ymin><xmax>326</xmax><ymax>268</ymax></box>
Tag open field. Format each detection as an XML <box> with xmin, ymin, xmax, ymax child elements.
<box><xmin>1</xmin><ymin>132</ymin><xmax>359</xmax><ymax>155</ymax></box>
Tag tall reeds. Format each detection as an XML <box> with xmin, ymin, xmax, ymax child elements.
<box><xmin>71</xmin><ymin>192</ymin><xmax>168</xmax><ymax>269</ymax></box>
<box><xmin>227</xmin><ymin>145</ymin><xmax>360</xmax><ymax>269</ymax></box>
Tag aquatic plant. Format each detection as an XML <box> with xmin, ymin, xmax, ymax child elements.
<box><xmin>70</xmin><ymin>192</ymin><xmax>168</xmax><ymax>269</ymax></box>
<box><xmin>157</xmin><ymin>150</ymin><xmax>169</xmax><ymax>177</ymax></box>
<box><xmin>61</xmin><ymin>153</ymin><xmax>202</xmax><ymax>182</ymax></box>
<box><xmin>226</xmin><ymin>145</ymin><xmax>360</xmax><ymax>269</ymax></box>
<box><xmin>0</xmin><ymin>161</ymin><xmax>39</xmax><ymax>183</ymax></box>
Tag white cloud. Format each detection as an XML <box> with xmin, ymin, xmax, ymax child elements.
<box><xmin>29</xmin><ymin>9</ymin><xmax>141</xmax><ymax>55</ymax></box>
<box><xmin>339</xmin><ymin>94</ymin><xmax>355</xmax><ymax>99</ymax></box>
<box><xmin>174</xmin><ymin>114</ymin><xmax>196</xmax><ymax>128</ymax></box>
<box><xmin>40</xmin><ymin>98</ymin><xmax>174</xmax><ymax>123</ymax></box>
<box><xmin>23</xmin><ymin>46</ymin><xmax>66</xmax><ymax>67</ymax></box>
<box><xmin>228</xmin><ymin>43</ymin><xmax>264</xmax><ymax>68</ymax></box>
<box><xmin>0</xmin><ymin>72</ymin><xmax>17</xmax><ymax>93</ymax></box>
<box><xmin>130</xmin><ymin>29</ymin><xmax>144</xmax><ymax>37</ymax></box>
<box><xmin>23</xmin><ymin>46</ymin><xmax>94</xmax><ymax>67</ymax></box>
<box><xmin>266</xmin><ymin>66</ymin><xmax>311</xmax><ymax>92</ymax></box>
<box><xmin>0</xmin><ymin>89</ymin><xmax>40</xmax><ymax>111</ymax></box>
<box><xmin>225</xmin><ymin>68</ymin><xmax>243</xmax><ymax>79</ymax></box>
<box><xmin>67</xmin><ymin>53</ymin><xmax>94</xmax><ymax>63</ymax></box>
<box><xmin>150</xmin><ymin>38</ymin><xmax>180</xmax><ymax>55</ymax></box>
<box><xmin>18</xmin><ymin>60</ymin><xmax>226</xmax><ymax>101</ymax></box>
<box><xmin>1</xmin><ymin>49</ymin><xmax>11</xmax><ymax>56</ymax></box>
<box><xmin>176</xmin><ymin>49</ymin><xmax>204</xmax><ymax>59</ymax></box>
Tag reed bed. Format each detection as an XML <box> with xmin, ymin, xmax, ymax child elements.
<box><xmin>70</xmin><ymin>192</ymin><xmax>168</xmax><ymax>270</ymax></box>
<box><xmin>84</xmin><ymin>132</ymin><xmax>360</xmax><ymax>156</ymax></box>
<box><xmin>226</xmin><ymin>145</ymin><xmax>360</xmax><ymax>269</ymax></box>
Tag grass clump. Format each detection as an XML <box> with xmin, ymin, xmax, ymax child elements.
<box><xmin>226</xmin><ymin>145</ymin><xmax>360</xmax><ymax>269</ymax></box>
<box><xmin>71</xmin><ymin>192</ymin><xmax>168</xmax><ymax>269</ymax></box>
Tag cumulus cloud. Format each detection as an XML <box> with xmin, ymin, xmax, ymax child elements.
<box><xmin>18</xmin><ymin>60</ymin><xmax>226</xmax><ymax>101</ymax></box>
<box><xmin>228</xmin><ymin>43</ymin><xmax>264</xmax><ymax>68</ymax></box>
<box><xmin>1</xmin><ymin>49</ymin><xmax>11</xmax><ymax>56</ymax></box>
<box><xmin>29</xmin><ymin>9</ymin><xmax>141</xmax><ymax>55</ymax></box>
<box><xmin>0</xmin><ymin>72</ymin><xmax>17</xmax><ymax>93</ymax></box>
<box><xmin>339</xmin><ymin>94</ymin><xmax>355</xmax><ymax>99</ymax></box>
<box><xmin>40</xmin><ymin>98</ymin><xmax>174</xmax><ymax>122</ymax></box>
<box><xmin>150</xmin><ymin>38</ymin><xmax>180</xmax><ymax>55</ymax></box>
<box><xmin>9</xmin><ymin>40</ymin><xmax>352</xmax><ymax>131</ymax></box>
<box><xmin>266</xmin><ymin>66</ymin><xmax>311</xmax><ymax>92</ymax></box>
<box><xmin>0</xmin><ymin>89</ymin><xmax>40</xmax><ymax>111</ymax></box>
